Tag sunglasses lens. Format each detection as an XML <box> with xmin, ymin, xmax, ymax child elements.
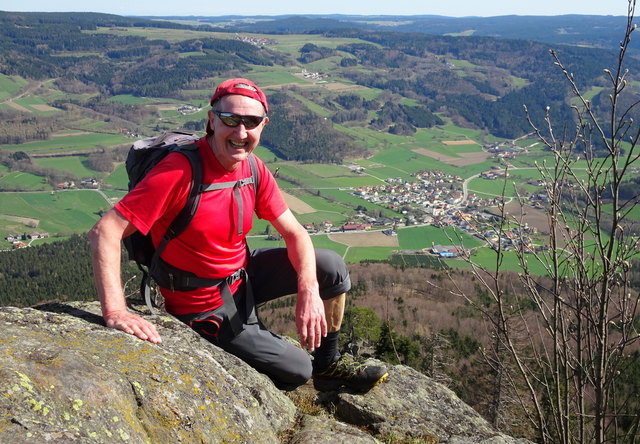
<box><xmin>218</xmin><ymin>113</ymin><xmax>241</xmax><ymax>127</ymax></box>
<box><xmin>242</xmin><ymin>116</ymin><xmax>263</xmax><ymax>129</ymax></box>
<box><xmin>216</xmin><ymin>112</ymin><xmax>263</xmax><ymax>129</ymax></box>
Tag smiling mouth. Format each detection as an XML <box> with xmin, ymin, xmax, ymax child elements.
<box><xmin>229</xmin><ymin>140</ymin><xmax>247</xmax><ymax>148</ymax></box>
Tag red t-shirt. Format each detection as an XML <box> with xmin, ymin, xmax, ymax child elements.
<box><xmin>115</xmin><ymin>137</ymin><xmax>288</xmax><ymax>314</ymax></box>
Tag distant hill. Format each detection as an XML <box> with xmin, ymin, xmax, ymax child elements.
<box><xmin>151</xmin><ymin>14</ymin><xmax>639</xmax><ymax>55</ymax></box>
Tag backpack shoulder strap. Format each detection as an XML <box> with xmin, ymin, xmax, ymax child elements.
<box><xmin>248</xmin><ymin>153</ymin><xmax>259</xmax><ymax>192</ymax></box>
<box><xmin>153</xmin><ymin>144</ymin><xmax>202</xmax><ymax>256</ymax></box>
<box><xmin>141</xmin><ymin>144</ymin><xmax>202</xmax><ymax>313</ymax></box>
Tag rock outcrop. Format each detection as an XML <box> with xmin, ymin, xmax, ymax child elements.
<box><xmin>0</xmin><ymin>302</ymin><xmax>530</xmax><ymax>443</ymax></box>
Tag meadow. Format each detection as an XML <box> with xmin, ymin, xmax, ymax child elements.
<box><xmin>2</xmin><ymin>133</ymin><xmax>131</xmax><ymax>154</ymax></box>
<box><xmin>0</xmin><ymin>190</ymin><xmax>110</xmax><ymax>238</ymax></box>
<box><xmin>0</xmin><ymin>74</ymin><xmax>28</xmax><ymax>101</ymax></box>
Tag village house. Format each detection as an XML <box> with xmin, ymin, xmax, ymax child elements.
<box><xmin>28</xmin><ymin>232</ymin><xmax>49</xmax><ymax>240</ymax></box>
<box><xmin>81</xmin><ymin>178</ymin><xmax>99</xmax><ymax>188</ymax></box>
<box><xmin>341</xmin><ymin>223</ymin><xmax>372</xmax><ymax>231</ymax></box>
<box><xmin>57</xmin><ymin>181</ymin><xmax>75</xmax><ymax>189</ymax></box>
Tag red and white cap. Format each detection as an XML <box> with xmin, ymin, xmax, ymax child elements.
<box><xmin>209</xmin><ymin>78</ymin><xmax>269</xmax><ymax>114</ymax></box>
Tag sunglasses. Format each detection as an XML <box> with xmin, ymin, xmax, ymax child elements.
<box><xmin>214</xmin><ymin>111</ymin><xmax>265</xmax><ymax>129</ymax></box>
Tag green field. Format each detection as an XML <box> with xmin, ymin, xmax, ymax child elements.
<box><xmin>0</xmin><ymin>133</ymin><xmax>131</xmax><ymax>154</ymax></box>
<box><xmin>0</xmin><ymin>171</ymin><xmax>50</xmax><ymax>191</ymax></box>
<box><xmin>35</xmin><ymin>156</ymin><xmax>103</xmax><ymax>179</ymax></box>
<box><xmin>108</xmin><ymin>95</ymin><xmax>156</xmax><ymax>105</ymax></box>
<box><xmin>397</xmin><ymin>225</ymin><xmax>483</xmax><ymax>251</ymax></box>
<box><xmin>0</xmin><ymin>74</ymin><xmax>28</xmax><ymax>101</ymax></box>
<box><xmin>0</xmin><ymin>190</ymin><xmax>110</xmax><ymax>236</ymax></box>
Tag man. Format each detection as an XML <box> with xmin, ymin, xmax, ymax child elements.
<box><xmin>89</xmin><ymin>78</ymin><xmax>388</xmax><ymax>392</ymax></box>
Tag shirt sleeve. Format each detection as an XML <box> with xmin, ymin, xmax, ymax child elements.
<box><xmin>253</xmin><ymin>157</ymin><xmax>288</xmax><ymax>222</ymax></box>
<box><xmin>115</xmin><ymin>152</ymin><xmax>192</xmax><ymax>236</ymax></box>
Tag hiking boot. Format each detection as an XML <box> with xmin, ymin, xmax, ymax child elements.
<box><xmin>312</xmin><ymin>354</ymin><xmax>389</xmax><ymax>392</ymax></box>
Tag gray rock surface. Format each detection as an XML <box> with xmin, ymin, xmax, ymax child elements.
<box><xmin>0</xmin><ymin>302</ymin><xmax>530</xmax><ymax>443</ymax></box>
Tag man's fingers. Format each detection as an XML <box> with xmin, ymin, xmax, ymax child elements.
<box><xmin>105</xmin><ymin>314</ymin><xmax>162</xmax><ymax>344</ymax></box>
<box><xmin>298</xmin><ymin>318</ymin><xmax>324</xmax><ymax>352</ymax></box>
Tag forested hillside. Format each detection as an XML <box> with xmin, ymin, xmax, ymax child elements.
<box><xmin>1</xmin><ymin>10</ymin><xmax>636</xmax><ymax>158</ymax></box>
<box><xmin>0</xmin><ymin>234</ymin><xmax>137</xmax><ymax>307</ymax></box>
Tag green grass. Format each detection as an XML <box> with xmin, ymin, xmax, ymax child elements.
<box><xmin>285</xmin><ymin>189</ymin><xmax>350</xmax><ymax>214</ymax></box>
<box><xmin>104</xmin><ymin>163</ymin><xmax>128</xmax><ymax>189</ymax></box>
<box><xmin>0</xmin><ymin>190</ymin><xmax>111</xmax><ymax>235</ymax></box>
<box><xmin>0</xmin><ymin>74</ymin><xmax>28</xmax><ymax>101</ymax></box>
<box><xmin>293</xmin><ymin>211</ymin><xmax>347</xmax><ymax>226</ymax></box>
<box><xmin>108</xmin><ymin>94</ymin><xmax>155</xmax><ymax>105</ymax></box>
<box><xmin>0</xmin><ymin>133</ymin><xmax>131</xmax><ymax>154</ymax></box>
<box><xmin>449</xmin><ymin>59</ymin><xmax>480</xmax><ymax>69</ymax></box>
<box><xmin>246</xmin><ymin>235</ymin><xmax>286</xmax><ymax>250</ymax></box>
<box><xmin>365</xmin><ymin>166</ymin><xmax>412</xmax><ymax>182</ymax></box>
<box><xmin>248</xmin><ymin>232</ymin><xmax>350</xmax><ymax>257</ymax></box>
<box><xmin>397</xmin><ymin>225</ymin><xmax>483</xmax><ymax>251</ymax></box>
<box><xmin>467</xmin><ymin>248</ymin><xmax>549</xmax><ymax>276</ymax></box>
<box><xmin>91</xmin><ymin>26</ymin><xmax>232</xmax><ymax>43</ymax></box>
<box><xmin>34</xmin><ymin>156</ymin><xmax>102</xmax><ymax>179</ymax></box>
<box><xmin>12</xmin><ymin>97</ymin><xmax>60</xmax><ymax>114</ymax></box>
<box><xmin>603</xmin><ymin>203</ymin><xmax>640</xmax><ymax>221</ymax></box>
<box><xmin>467</xmin><ymin>175</ymin><xmax>536</xmax><ymax>198</ymax></box>
<box><xmin>511</xmin><ymin>75</ymin><xmax>530</xmax><ymax>88</ymax></box>
<box><xmin>0</xmin><ymin>171</ymin><xmax>50</xmax><ymax>191</ymax></box>
<box><xmin>370</xmin><ymin>147</ymin><xmax>446</xmax><ymax>175</ymax></box>
<box><xmin>211</xmin><ymin>71</ymin><xmax>304</xmax><ymax>89</ymax></box>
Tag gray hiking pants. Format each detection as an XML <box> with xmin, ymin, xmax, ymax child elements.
<box><xmin>176</xmin><ymin>247</ymin><xmax>351</xmax><ymax>391</ymax></box>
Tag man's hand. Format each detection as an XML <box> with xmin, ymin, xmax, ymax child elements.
<box><xmin>103</xmin><ymin>310</ymin><xmax>162</xmax><ymax>344</ymax></box>
<box><xmin>295</xmin><ymin>288</ymin><xmax>327</xmax><ymax>352</ymax></box>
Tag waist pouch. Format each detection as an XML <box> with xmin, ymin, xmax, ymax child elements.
<box><xmin>188</xmin><ymin>310</ymin><xmax>223</xmax><ymax>339</ymax></box>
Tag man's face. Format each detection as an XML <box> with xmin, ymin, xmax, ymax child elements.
<box><xmin>207</xmin><ymin>95</ymin><xmax>268</xmax><ymax>171</ymax></box>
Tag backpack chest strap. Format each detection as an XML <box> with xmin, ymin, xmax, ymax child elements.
<box><xmin>200</xmin><ymin>177</ymin><xmax>255</xmax><ymax>236</ymax></box>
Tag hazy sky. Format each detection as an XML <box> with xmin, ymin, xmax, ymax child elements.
<box><xmin>0</xmin><ymin>0</ymin><xmax>631</xmax><ymax>17</ymax></box>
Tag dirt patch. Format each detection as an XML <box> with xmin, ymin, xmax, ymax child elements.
<box><xmin>329</xmin><ymin>231</ymin><xmax>399</xmax><ymax>247</ymax></box>
<box><xmin>7</xmin><ymin>102</ymin><xmax>31</xmax><ymax>113</ymax></box>
<box><xmin>413</xmin><ymin>148</ymin><xmax>491</xmax><ymax>167</ymax></box>
<box><xmin>487</xmin><ymin>203</ymin><xmax>550</xmax><ymax>235</ymax></box>
<box><xmin>442</xmin><ymin>140</ymin><xmax>478</xmax><ymax>146</ymax></box>
<box><xmin>322</xmin><ymin>83</ymin><xmax>365</xmax><ymax>92</ymax></box>
<box><xmin>31</xmin><ymin>104</ymin><xmax>57</xmax><ymax>112</ymax></box>
<box><xmin>413</xmin><ymin>148</ymin><xmax>457</xmax><ymax>163</ymax></box>
<box><xmin>281</xmin><ymin>191</ymin><xmax>315</xmax><ymax>214</ymax></box>
<box><xmin>0</xmin><ymin>214</ymin><xmax>40</xmax><ymax>227</ymax></box>
<box><xmin>446</xmin><ymin>151</ymin><xmax>492</xmax><ymax>166</ymax></box>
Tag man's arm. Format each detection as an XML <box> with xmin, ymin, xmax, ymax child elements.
<box><xmin>271</xmin><ymin>209</ymin><xmax>327</xmax><ymax>351</ymax></box>
<box><xmin>88</xmin><ymin>208</ymin><xmax>162</xmax><ymax>344</ymax></box>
